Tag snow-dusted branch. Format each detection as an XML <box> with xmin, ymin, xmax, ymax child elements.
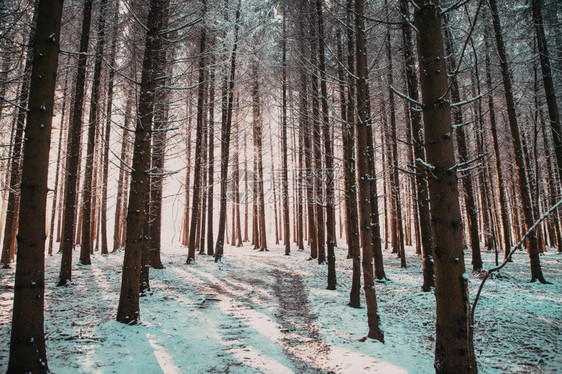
<box><xmin>471</xmin><ymin>198</ymin><xmax>562</xmax><ymax>321</ymax></box>
<box><xmin>0</xmin><ymin>95</ymin><xmax>29</xmax><ymax>112</ymax></box>
<box><xmin>450</xmin><ymin>94</ymin><xmax>482</xmax><ymax>107</ymax></box>
<box><xmin>441</xmin><ymin>0</ymin><xmax>473</xmax><ymax>14</ymax></box>
<box><xmin>448</xmin><ymin>154</ymin><xmax>485</xmax><ymax>172</ymax></box>
<box><xmin>152</xmin><ymin>126</ymin><xmax>179</xmax><ymax>133</ymax></box>
<box><xmin>389</xmin><ymin>85</ymin><xmax>423</xmax><ymax>107</ymax></box>
<box><xmin>415</xmin><ymin>158</ymin><xmax>435</xmax><ymax>171</ymax></box>
<box><xmin>122</xmin><ymin>0</ymin><xmax>149</xmax><ymax>32</ymax></box>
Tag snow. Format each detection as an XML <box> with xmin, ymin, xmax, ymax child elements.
<box><xmin>0</xmin><ymin>244</ymin><xmax>561</xmax><ymax>373</ymax></box>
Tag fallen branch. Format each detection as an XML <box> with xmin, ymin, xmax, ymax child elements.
<box><xmin>471</xmin><ymin>198</ymin><xmax>562</xmax><ymax>321</ymax></box>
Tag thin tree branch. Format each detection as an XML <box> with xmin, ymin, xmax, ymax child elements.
<box><xmin>471</xmin><ymin>198</ymin><xmax>562</xmax><ymax>321</ymax></box>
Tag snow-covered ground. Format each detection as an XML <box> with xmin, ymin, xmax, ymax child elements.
<box><xmin>0</xmin><ymin>243</ymin><xmax>560</xmax><ymax>373</ymax></box>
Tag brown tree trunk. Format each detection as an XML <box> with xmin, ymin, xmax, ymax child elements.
<box><xmin>1</xmin><ymin>5</ymin><xmax>38</xmax><ymax>267</ymax></box>
<box><xmin>182</xmin><ymin>99</ymin><xmax>192</xmax><ymax>247</ymax></box>
<box><xmin>58</xmin><ymin>0</ymin><xmax>93</xmax><ymax>286</ymax></box>
<box><xmin>532</xmin><ymin>0</ymin><xmax>562</xmax><ymax>175</ymax></box>
<box><xmin>316</xmin><ymin>0</ymin><xmax>336</xmax><ymax>288</ymax></box>
<box><xmin>187</xmin><ymin>18</ymin><xmax>207</xmax><ymax>264</ymax></box>
<box><xmin>443</xmin><ymin>18</ymin><xmax>482</xmax><ymax>272</ymax></box>
<box><xmin>489</xmin><ymin>0</ymin><xmax>547</xmax><ymax>283</ymax></box>
<box><xmin>301</xmin><ymin>72</ymin><xmax>317</xmax><ymax>260</ymax></box>
<box><xmin>207</xmin><ymin>58</ymin><xmax>216</xmax><ymax>255</ymax></box>
<box><xmin>252</xmin><ymin>64</ymin><xmax>268</xmax><ymax>252</ymax></box>
<box><xmin>399</xmin><ymin>0</ymin><xmax>433</xmax><ymax>291</ymax></box>
<box><xmin>281</xmin><ymin>9</ymin><xmax>290</xmax><ymax>255</ymax></box>
<box><xmin>113</xmin><ymin>90</ymin><xmax>134</xmax><ymax>252</ymax></box>
<box><xmin>116</xmin><ymin>0</ymin><xmax>167</xmax><ymax>324</ymax></box>
<box><xmin>413</xmin><ymin>1</ymin><xmax>476</xmax><ymax>372</ymax></box>
<box><xmin>100</xmin><ymin>2</ymin><xmax>119</xmax><ymax>255</ymax></box>
<box><xmin>483</xmin><ymin>19</ymin><xmax>512</xmax><ymax>258</ymax></box>
<box><xmin>215</xmin><ymin>0</ymin><xmax>241</xmax><ymax>261</ymax></box>
<box><xmin>355</xmin><ymin>0</ymin><xmax>384</xmax><ymax>343</ymax></box>
<box><xmin>48</xmin><ymin>75</ymin><xmax>69</xmax><ymax>256</ymax></box>
<box><xmin>344</xmin><ymin>0</ymin><xmax>361</xmax><ymax>307</ymax></box>
<box><xmin>81</xmin><ymin>0</ymin><xmax>109</xmax><ymax>265</ymax></box>
<box><xmin>7</xmin><ymin>0</ymin><xmax>62</xmax><ymax>370</ymax></box>
<box><xmin>385</xmin><ymin>3</ymin><xmax>406</xmax><ymax>268</ymax></box>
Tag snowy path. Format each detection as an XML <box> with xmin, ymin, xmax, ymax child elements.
<box><xmin>1</xmin><ymin>244</ymin><xmax>561</xmax><ymax>373</ymax></box>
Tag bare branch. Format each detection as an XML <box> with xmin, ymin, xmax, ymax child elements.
<box><xmin>471</xmin><ymin>198</ymin><xmax>562</xmax><ymax>321</ymax></box>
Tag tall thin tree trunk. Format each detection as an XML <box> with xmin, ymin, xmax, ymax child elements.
<box><xmin>252</xmin><ymin>64</ymin><xmax>267</xmax><ymax>252</ymax></box>
<box><xmin>281</xmin><ymin>9</ymin><xmax>290</xmax><ymax>255</ymax></box>
<box><xmin>484</xmin><ymin>19</ymin><xmax>512</xmax><ymax>258</ymax></box>
<box><xmin>399</xmin><ymin>0</ymin><xmax>433</xmax><ymax>290</ymax></box>
<box><xmin>1</xmin><ymin>4</ymin><xmax>38</xmax><ymax>267</ymax></box>
<box><xmin>81</xmin><ymin>0</ymin><xmax>109</xmax><ymax>265</ymax></box>
<box><xmin>532</xmin><ymin>0</ymin><xmax>562</xmax><ymax>175</ymax></box>
<box><xmin>443</xmin><ymin>17</ymin><xmax>482</xmax><ymax>272</ymax></box>
<box><xmin>413</xmin><ymin>1</ymin><xmax>476</xmax><ymax>371</ymax></box>
<box><xmin>100</xmin><ymin>1</ymin><xmax>119</xmax><ymax>255</ymax></box>
<box><xmin>116</xmin><ymin>0</ymin><xmax>167</xmax><ymax>324</ymax></box>
<box><xmin>355</xmin><ymin>0</ymin><xmax>384</xmax><ymax>342</ymax></box>
<box><xmin>215</xmin><ymin>0</ymin><xmax>241</xmax><ymax>261</ymax></box>
<box><xmin>187</xmin><ymin>16</ymin><xmax>207</xmax><ymax>264</ymax></box>
<box><xmin>385</xmin><ymin>3</ymin><xmax>406</xmax><ymax>268</ymax></box>
<box><xmin>489</xmin><ymin>0</ymin><xmax>547</xmax><ymax>283</ymax></box>
<box><xmin>7</xmin><ymin>0</ymin><xmax>62</xmax><ymax>370</ymax></box>
<box><xmin>58</xmin><ymin>0</ymin><xmax>94</xmax><ymax>286</ymax></box>
<box><xmin>344</xmin><ymin>0</ymin><xmax>361</xmax><ymax>307</ymax></box>
<box><xmin>113</xmin><ymin>90</ymin><xmax>134</xmax><ymax>252</ymax></box>
<box><xmin>316</xmin><ymin>0</ymin><xmax>336</xmax><ymax>287</ymax></box>
<box><xmin>207</xmin><ymin>57</ymin><xmax>216</xmax><ymax>255</ymax></box>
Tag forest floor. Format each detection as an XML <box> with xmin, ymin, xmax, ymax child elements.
<box><xmin>0</xmin><ymin>242</ymin><xmax>561</xmax><ymax>373</ymax></box>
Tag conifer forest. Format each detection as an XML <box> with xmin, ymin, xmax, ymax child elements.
<box><xmin>0</xmin><ymin>0</ymin><xmax>561</xmax><ymax>373</ymax></box>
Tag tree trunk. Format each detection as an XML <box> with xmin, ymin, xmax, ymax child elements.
<box><xmin>316</xmin><ymin>0</ymin><xmax>336</xmax><ymax>288</ymax></box>
<box><xmin>344</xmin><ymin>0</ymin><xmax>361</xmax><ymax>307</ymax></box>
<box><xmin>252</xmin><ymin>64</ymin><xmax>268</xmax><ymax>252</ymax></box>
<box><xmin>355</xmin><ymin>0</ymin><xmax>384</xmax><ymax>343</ymax></box>
<box><xmin>385</xmin><ymin>3</ymin><xmax>406</xmax><ymax>268</ymax></box>
<box><xmin>113</xmin><ymin>90</ymin><xmax>134</xmax><ymax>252</ymax></box>
<box><xmin>81</xmin><ymin>0</ymin><xmax>109</xmax><ymax>265</ymax></box>
<box><xmin>532</xmin><ymin>0</ymin><xmax>562</xmax><ymax>175</ymax></box>
<box><xmin>443</xmin><ymin>17</ymin><xmax>482</xmax><ymax>272</ymax></box>
<box><xmin>214</xmin><ymin>0</ymin><xmax>241</xmax><ymax>261</ymax></box>
<box><xmin>58</xmin><ymin>0</ymin><xmax>93</xmax><ymax>286</ymax></box>
<box><xmin>489</xmin><ymin>0</ymin><xmax>547</xmax><ymax>283</ymax></box>
<box><xmin>187</xmin><ymin>18</ymin><xmax>207</xmax><ymax>264</ymax></box>
<box><xmin>116</xmin><ymin>0</ymin><xmax>167</xmax><ymax>325</ymax></box>
<box><xmin>100</xmin><ymin>2</ymin><xmax>119</xmax><ymax>255</ymax></box>
<box><xmin>207</xmin><ymin>57</ymin><xmax>216</xmax><ymax>255</ymax></box>
<box><xmin>1</xmin><ymin>5</ymin><xmax>38</xmax><ymax>267</ymax></box>
<box><xmin>281</xmin><ymin>9</ymin><xmax>290</xmax><ymax>255</ymax></box>
<box><xmin>483</xmin><ymin>18</ymin><xmax>512</xmax><ymax>258</ymax></box>
<box><xmin>7</xmin><ymin>0</ymin><xmax>62</xmax><ymax>371</ymax></box>
<box><xmin>399</xmin><ymin>0</ymin><xmax>433</xmax><ymax>290</ymax></box>
<box><xmin>413</xmin><ymin>1</ymin><xmax>476</xmax><ymax>372</ymax></box>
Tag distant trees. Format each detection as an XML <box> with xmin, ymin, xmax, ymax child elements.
<box><xmin>1</xmin><ymin>0</ymin><xmax>561</xmax><ymax>370</ymax></box>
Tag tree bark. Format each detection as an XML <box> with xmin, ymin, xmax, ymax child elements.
<box><xmin>7</xmin><ymin>0</ymin><xmax>63</xmax><ymax>371</ymax></box>
<box><xmin>443</xmin><ymin>17</ymin><xmax>482</xmax><ymax>272</ymax></box>
<box><xmin>215</xmin><ymin>0</ymin><xmax>241</xmax><ymax>261</ymax></box>
<box><xmin>399</xmin><ymin>0</ymin><xmax>433</xmax><ymax>290</ymax></box>
<box><xmin>81</xmin><ymin>0</ymin><xmax>109</xmax><ymax>264</ymax></box>
<box><xmin>58</xmin><ymin>0</ymin><xmax>93</xmax><ymax>286</ymax></box>
<box><xmin>116</xmin><ymin>0</ymin><xmax>167</xmax><ymax>324</ymax></box>
<box><xmin>413</xmin><ymin>1</ymin><xmax>476</xmax><ymax>372</ymax></box>
<box><xmin>355</xmin><ymin>0</ymin><xmax>384</xmax><ymax>343</ymax></box>
<box><xmin>489</xmin><ymin>0</ymin><xmax>546</xmax><ymax>283</ymax></box>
